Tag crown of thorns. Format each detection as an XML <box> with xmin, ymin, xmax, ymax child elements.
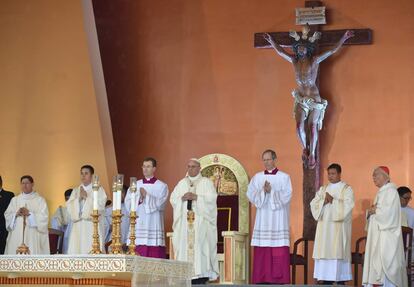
<box><xmin>290</xmin><ymin>24</ymin><xmax>321</xmax><ymax>55</ymax></box>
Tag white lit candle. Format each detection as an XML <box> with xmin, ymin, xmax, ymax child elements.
<box><xmin>131</xmin><ymin>191</ymin><xmax>136</xmax><ymax>212</ymax></box>
<box><xmin>116</xmin><ymin>174</ymin><xmax>124</xmax><ymax>211</ymax></box>
<box><xmin>93</xmin><ymin>191</ymin><xmax>98</xmax><ymax>210</ymax></box>
<box><xmin>92</xmin><ymin>175</ymin><xmax>99</xmax><ymax>210</ymax></box>
<box><xmin>130</xmin><ymin>177</ymin><xmax>137</xmax><ymax>212</ymax></box>
<box><xmin>117</xmin><ymin>190</ymin><xmax>122</xmax><ymax>210</ymax></box>
<box><xmin>112</xmin><ymin>191</ymin><xmax>117</xmax><ymax>211</ymax></box>
<box><xmin>112</xmin><ymin>177</ymin><xmax>117</xmax><ymax>212</ymax></box>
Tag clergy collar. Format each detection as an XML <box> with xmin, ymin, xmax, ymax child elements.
<box><xmin>329</xmin><ymin>181</ymin><xmax>342</xmax><ymax>186</ymax></box>
<box><xmin>143</xmin><ymin>177</ymin><xmax>157</xmax><ymax>184</ymax></box>
<box><xmin>21</xmin><ymin>190</ymin><xmax>36</xmax><ymax>199</ymax></box>
<box><xmin>379</xmin><ymin>181</ymin><xmax>395</xmax><ymax>191</ymax></box>
<box><xmin>188</xmin><ymin>173</ymin><xmax>202</xmax><ymax>181</ymax></box>
<box><xmin>264</xmin><ymin>168</ymin><xmax>278</xmax><ymax>175</ymax></box>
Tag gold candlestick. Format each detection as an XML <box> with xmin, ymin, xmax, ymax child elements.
<box><xmin>16</xmin><ymin>212</ymin><xmax>30</xmax><ymax>255</ymax></box>
<box><xmin>109</xmin><ymin>174</ymin><xmax>124</xmax><ymax>254</ymax></box>
<box><xmin>109</xmin><ymin>210</ymin><xmax>123</xmax><ymax>254</ymax></box>
<box><xmin>89</xmin><ymin>210</ymin><xmax>102</xmax><ymax>254</ymax></box>
<box><xmin>127</xmin><ymin>177</ymin><xmax>138</xmax><ymax>255</ymax></box>
<box><xmin>89</xmin><ymin>176</ymin><xmax>102</xmax><ymax>254</ymax></box>
<box><xmin>127</xmin><ymin>211</ymin><xmax>138</xmax><ymax>255</ymax></box>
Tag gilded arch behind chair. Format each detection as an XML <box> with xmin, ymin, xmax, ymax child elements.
<box><xmin>199</xmin><ymin>153</ymin><xmax>249</xmax><ymax>234</ymax></box>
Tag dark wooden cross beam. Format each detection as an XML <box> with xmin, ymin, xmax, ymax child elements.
<box><xmin>255</xmin><ymin>0</ymin><xmax>372</xmax><ymax>240</ymax></box>
<box><xmin>254</xmin><ymin>28</ymin><xmax>372</xmax><ymax>48</ymax></box>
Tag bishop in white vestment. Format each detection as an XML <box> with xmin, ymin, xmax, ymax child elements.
<box><xmin>170</xmin><ymin>158</ymin><xmax>219</xmax><ymax>283</ymax></box>
<box><xmin>4</xmin><ymin>175</ymin><xmax>49</xmax><ymax>255</ymax></box>
<box><xmin>363</xmin><ymin>166</ymin><xmax>407</xmax><ymax>287</ymax></box>
<box><xmin>310</xmin><ymin>163</ymin><xmax>354</xmax><ymax>284</ymax></box>
<box><xmin>125</xmin><ymin>157</ymin><xmax>168</xmax><ymax>258</ymax></box>
<box><xmin>66</xmin><ymin>165</ymin><xmax>107</xmax><ymax>254</ymax></box>
<box><xmin>247</xmin><ymin>150</ymin><xmax>292</xmax><ymax>284</ymax></box>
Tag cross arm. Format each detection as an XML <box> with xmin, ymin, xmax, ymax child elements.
<box><xmin>254</xmin><ymin>28</ymin><xmax>372</xmax><ymax>49</ymax></box>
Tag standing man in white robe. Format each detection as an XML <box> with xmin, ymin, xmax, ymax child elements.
<box><xmin>50</xmin><ymin>189</ymin><xmax>72</xmax><ymax>254</ymax></box>
<box><xmin>247</xmin><ymin>149</ymin><xmax>292</xmax><ymax>284</ymax></box>
<box><xmin>4</xmin><ymin>175</ymin><xmax>49</xmax><ymax>254</ymax></box>
<box><xmin>170</xmin><ymin>158</ymin><xmax>219</xmax><ymax>284</ymax></box>
<box><xmin>67</xmin><ymin>165</ymin><xmax>107</xmax><ymax>254</ymax></box>
<box><xmin>125</xmin><ymin>157</ymin><xmax>168</xmax><ymax>258</ymax></box>
<box><xmin>363</xmin><ymin>166</ymin><xmax>407</xmax><ymax>287</ymax></box>
<box><xmin>310</xmin><ymin>163</ymin><xmax>354</xmax><ymax>284</ymax></box>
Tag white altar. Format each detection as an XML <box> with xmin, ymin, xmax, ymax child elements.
<box><xmin>0</xmin><ymin>255</ymin><xmax>192</xmax><ymax>287</ymax></box>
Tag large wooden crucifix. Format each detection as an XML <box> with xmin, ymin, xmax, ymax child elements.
<box><xmin>255</xmin><ymin>0</ymin><xmax>372</xmax><ymax>239</ymax></box>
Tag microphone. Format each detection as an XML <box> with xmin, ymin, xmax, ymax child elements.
<box><xmin>187</xmin><ymin>200</ymin><xmax>193</xmax><ymax>211</ymax></box>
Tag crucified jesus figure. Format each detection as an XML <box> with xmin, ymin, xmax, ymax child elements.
<box><xmin>264</xmin><ymin>25</ymin><xmax>354</xmax><ymax>168</ymax></box>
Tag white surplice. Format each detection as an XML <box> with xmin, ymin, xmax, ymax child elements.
<box><xmin>247</xmin><ymin>170</ymin><xmax>292</xmax><ymax>247</ymax></box>
<box><xmin>50</xmin><ymin>205</ymin><xmax>72</xmax><ymax>254</ymax></box>
<box><xmin>310</xmin><ymin>181</ymin><xmax>354</xmax><ymax>281</ymax></box>
<box><xmin>124</xmin><ymin>178</ymin><xmax>168</xmax><ymax>246</ymax></box>
<box><xmin>363</xmin><ymin>182</ymin><xmax>407</xmax><ymax>287</ymax></box>
<box><xmin>170</xmin><ymin>174</ymin><xmax>219</xmax><ymax>280</ymax></box>
<box><xmin>4</xmin><ymin>191</ymin><xmax>50</xmax><ymax>255</ymax></box>
<box><xmin>66</xmin><ymin>183</ymin><xmax>107</xmax><ymax>254</ymax></box>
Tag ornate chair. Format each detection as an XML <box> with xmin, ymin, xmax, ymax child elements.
<box><xmin>290</xmin><ymin>237</ymin><xmax>313</xmax><ymax>284</ymax></box>
<box><xmin>48</xmin><ymin>228</ymin><xmax>64</xmax><ymax>254</ymax></box>
<box><xmin>167</xmin><ymin>154</ymin><xmax>250</xmax><ymax>284</ymax></box>
<box><xmin>351</xmin><ymin>236</ymin><xmax>367</xmax><ymax>287</ymax></box>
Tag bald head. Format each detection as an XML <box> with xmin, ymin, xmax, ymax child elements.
<box><xmin>187</xmin><ymin>158</ymin><xmax>201</xmax><ymax>177</ymax></box>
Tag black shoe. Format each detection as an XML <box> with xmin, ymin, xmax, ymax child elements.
<box><xmin>191</xmin><ymin>277</ymin><xmax>209</xmax><ymax>285</ymax></box>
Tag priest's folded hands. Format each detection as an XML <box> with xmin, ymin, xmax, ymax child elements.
<box><xmin>139</xmin><ymin>187</ymin><xmax>147</xmax><ymax>199</ymax></box>
<box><xmin>79</xmin><ymin>186</ymin><xmax>87</xmax><ymax>200</ymax></box>
<box><xmin>367</xmin><ymin>204</ymin><xmax>376</xmax><ymax>215</ymax></box>
<box><xmin>324</xmin><ymin>193</ymin><xmax>334</xmax><ymax>205</ymax></box>
<box><xmin>16</xmin><ymin>207</ymin><xmax>30</xmax><ymax>217</ymax></box>
<box><xmin>263</xmin><ymin>181</ymin><xmax>271</xmax><ymax>193</ymax></box>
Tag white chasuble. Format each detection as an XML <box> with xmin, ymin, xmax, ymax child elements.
<box><xmin>170</xmin><ymin>174</ymin><xmax>219</xmax><ymax>280</ymax></box>
<box><xmin>4</xmin><ymin>192</ymin><xmax>50</xmax><ymax>254</ymax></box>
<box><xmin>362</xmin><ymin>183</ymin><xmax>407</xmax><ymax>287</ymax></box>
<box><xmin>66</xmin><ymin>183</ymin><xmax>107</xmax><ymax>254</ymax></box>
<box><xmin>310</xmin><ymin>181</ymin><xmax>354</xmax><ymax>281</ymax></box>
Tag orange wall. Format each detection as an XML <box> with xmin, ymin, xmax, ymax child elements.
<box><xmin>93</xmin><ymin>0</ymin><xmax>414</xmax><ymax>281</ymax></box>
<box><xmin>0</xmin><ymin>1</ymin><xmax>116</xmax><ymax>215</ymax></box>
